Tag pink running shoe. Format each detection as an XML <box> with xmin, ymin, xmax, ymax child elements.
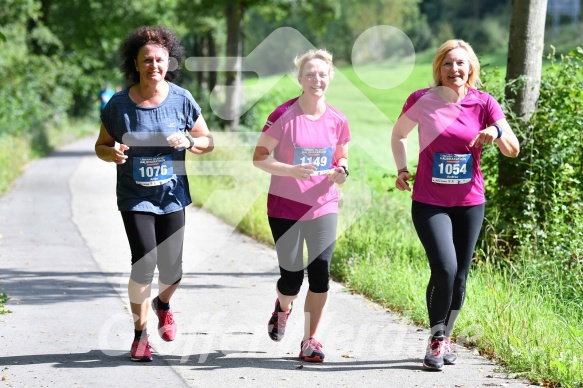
<box><xmin>443</xmin><ymin>337</ymin><xmax>457</xmax><ymax>365</ymax></box>
<box><xmin>130</xmin><ymin>336</ymin><xmax>153</xmax><ymax>362</ymax></box>
<box><xmin>299</xmin><ymin>338</ymin><xmax>325</xmax><ymax>363</ymax></box>
<box><xmin>423</xmin><ymin>336</ymin><xmax>445</xmax><ymax>370</ymax></box>
<box><xmin>151</xmin><ymin>296</ymin><xmax>177</xmax><ymax>342</ymax></box>
<box><xmin>267</xmin><ymin>299</ymin><xmax>292</xmax><ymax>342</ymax></box>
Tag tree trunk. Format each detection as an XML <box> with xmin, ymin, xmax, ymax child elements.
<box><xmin>224</xmin><ymin>1</ymin><xmax>244</xmax><ymax>129</ymax></box>
<box><xmin>505</xmin><ymin>0</ymin><xmax>547</xmax><ymax>120</ymax></box>
<box><xmin>193</xmin><ymin>34</ymin><xmax>205</xmax><ymax>90</ymax></box>
<box><xmin>207</xmin><ymin>30</ymin><xmax>217</xmax><ymax>94</ymax></box>
<box><xmin>500</xmin><ymin>0</ymin><xmax>547</xmax><ymax>188</ymax></box>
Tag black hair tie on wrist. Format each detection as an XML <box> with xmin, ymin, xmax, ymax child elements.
<box><xmin>339</xmin><ymin>165</ymin><xmax>349</xmax><ymax>177</ymax></box>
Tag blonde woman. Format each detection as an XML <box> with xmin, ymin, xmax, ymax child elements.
<box><xmin>391</xmin><ymin>39</ymin><xmax>519</xmax><ymax>370</ymax></box>
<box><xmin>253</xmin><ymin>49</ymin><xmax>350</xmax><ymax>362</ymax></box>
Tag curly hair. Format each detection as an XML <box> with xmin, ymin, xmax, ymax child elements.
<box><xmin>119</xmin><ymin>26</ymin><xmax>185</xmax><ymax>85</ymax></box>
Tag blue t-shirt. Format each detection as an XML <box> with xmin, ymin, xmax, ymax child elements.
<box><xmin>101</xmin><ymin>82</ymin><xmax>201</xmax><ymax>214</ymax></box>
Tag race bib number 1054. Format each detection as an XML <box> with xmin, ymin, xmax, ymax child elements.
<box><xmin>432</xmin><ymin>153</ymin><xmax>472</xmax><ymax>184</ymax></box>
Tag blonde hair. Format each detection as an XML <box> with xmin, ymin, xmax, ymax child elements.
<box><xmin>294</xmin><ymin>49</ymin><xmax>335</xmax><ymax>80</ymax></box>
<box><xmin>432</xmin><ymin>39</ymin><xmax>481</xmax><ymax>89</ymax></box>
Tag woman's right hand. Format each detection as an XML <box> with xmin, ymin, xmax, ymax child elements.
<box><xmin>395</xmin><ymin>170</ymin><xmax>412</xmax><ymax>191</ymax></box>
<box><xmin>112</xmin><ymin>144</ymin><xmax>129</xmax><ymax>164</ymax></box>
<box><xmin>291</xmin><ymin>163</ymin><xmax>317</xmax><ymax>180</ymax></box>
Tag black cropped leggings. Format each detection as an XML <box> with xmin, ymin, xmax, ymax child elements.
<box><xmin>121</xmin><ymin>209</ymin><xmax>185</xmax><ymax>285</ymax></box>
<box><xmin>268</xmin><ymin>214</ymin><xmax>338</xmax><ymax>295</ymax></box>
<box><xmin>411</xmin><ymin>201</ymin><xmax>485</xmax><ymax>336</ymax></box>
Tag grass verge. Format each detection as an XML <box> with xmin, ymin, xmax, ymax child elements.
<box><xmin>0</xmin><ymin>117</ymin><xmax>97</xmax><ymax>195</ymax></box>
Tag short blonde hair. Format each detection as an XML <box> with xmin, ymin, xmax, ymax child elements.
<box><xmin>294</xmin><ymin>49</ymin><xmax>335</xmax><ymax>80</ymax></box>
<box><xmin>432</xmin><ymin>39</ymin><xmax>481</xmax><ymax>89</ymax></box>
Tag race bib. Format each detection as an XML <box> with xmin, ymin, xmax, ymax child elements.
<box><xmin>293</xmin><ymin>147</ymin><xmax>333</xmax><ymax>176</ymax></box>
<box><xmin>432</xmin><ymin>153</ymin><xmax>472</xmax><ymax>184</ymax></box>
<box><xmin>133</xmin><ymin>155</ymin><xmax>174</xmax><ymax>186</ymax></box>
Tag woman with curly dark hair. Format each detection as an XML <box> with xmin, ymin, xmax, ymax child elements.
<box><xmin>95</xmin><ymin>26</ymin><xmax>214</xmax><ymax>362</ymax></box>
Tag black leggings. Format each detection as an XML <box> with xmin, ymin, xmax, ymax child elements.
<box><xmin>411</xmin><ymin>201</ymin><xmax>484</xmax><ymax>336</ymax></box>
<box><xmin>268</xmin><ymin>214</ymin><xmax>338</xmax><ymax>295</ymax></box>
<box><xmin>121</xmin><ymin>210</ymin><xmax>185</xmax><ymax>285</ymax></box>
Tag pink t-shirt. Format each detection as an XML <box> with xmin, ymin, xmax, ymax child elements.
<box><xmin>262</xmin><ymin>98</ymin><xmax>351</xmax><ymax>220</ymax></box>
<box><xmin>402</xmin><ymin>87</ymin><xmax>505</xmax><ymax>207</ymax></box>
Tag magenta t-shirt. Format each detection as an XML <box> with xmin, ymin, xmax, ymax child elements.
<box><xmin>262</xmin><ymin>97</ymin><xmax>351</xmax><ymax>220</ymax></box>
<box><xmin>402</xmin><ymin>87</ymin><xmax>505</xmax><ymax>207</ymax></box>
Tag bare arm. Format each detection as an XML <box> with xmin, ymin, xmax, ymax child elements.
<box><xmin>391</xmin><ymin>114</ymin><xmax>417</xmax><ymax>191</ymax></box>
<box><xmin>95</xmin><ymin>123</ymin><xmax>129</xmax><ymax>164</ymax></box>
<box><xmin>187</xmin><ymin>115</ymin><xmax>214</xmax><ymax>155</ymax></box>
<box><xmin>328</xmin><ymin>142</ymin><xmax>349</xmax><ymax>185</ymax></box>
<box><xmin>469</xmin><ymin>118</ymin><xmax>519</xmax><ymax>158</ymax></box>
<box><xmin>252</xmin><ymin>132</ymin><xmax>315</xmax><ymax>180</ymax></box>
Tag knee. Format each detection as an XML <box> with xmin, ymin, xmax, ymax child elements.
<box><xmin>130</xmin><ymin>254</ymin><xmax>157</xmax><ymax>284</ymax></box>
<box><xmin>307</xmin><ymin>261</ymin><xmax>330</xmax><ymax>293</ymax></box>
<box><xmin>277</xmin><ymin>273</ymin><xmax>303</xmax><ymax>295</ymax></box>
<box><xmin>158</xmin><ymin>260</ymin><xmax>183</xmax><ymax>285</ymax></box>
<box><xmin>430</xmin><ymin>265</ymin><xmax>457</xmax><ymax>286</ymax></box>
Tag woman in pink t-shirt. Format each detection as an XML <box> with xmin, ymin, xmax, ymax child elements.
<box><xmin>253</xmin><ymin>49</ymin><xmax>351</xmax><ymax>363</ymax></box>
<box><xmin>391</xmin><ymin>40</ymin><xmax>519</xmax><ymax>371</ymax></box>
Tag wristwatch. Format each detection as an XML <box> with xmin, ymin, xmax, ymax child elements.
<box><xmin>339</xmin><ymin>165</ymin><xmax>349</xmax><ymax>177</ymax></box>
<box><xmin>186</xmin><ymin>136</ymin><xmax>195</xmax><ymax>150</ymax></box>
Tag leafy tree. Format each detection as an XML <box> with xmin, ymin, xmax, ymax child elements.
<box><xmin>0</xmin><ymin>0</ymin><xmax>75</xmax><ymax>147</ymax></box>
<box><xmin>39</xmin><ymin>0</ymin><xmax>183</xmax><ymax>116</ymax></box>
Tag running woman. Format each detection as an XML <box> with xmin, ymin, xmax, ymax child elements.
<box><xmin>95</xmin><ymin>26</ymin><xmax>214</xmax><ymax>362</ymax></box>
<box><xmin>391</xmin><ymin>39</ymin><xmax>519</xmax><ymax>371</ymax></box>
<box><xmin>253</xmin><ymin>49</ymin><xmax>350</xmax><ymax>363</ymax></box>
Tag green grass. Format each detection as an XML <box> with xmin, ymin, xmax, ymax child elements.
<box><xmin>0</xmin><ymin>117</ymin><xmax>97</xmax><ymax>195</ymax></box>
<box><xmin>0</xmin><ymin>293</ymin><xmax>10</xmax><ymax>315</ymax></box>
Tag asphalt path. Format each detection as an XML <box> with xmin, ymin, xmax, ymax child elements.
<box><xmin>0</xmin><ymin>136</ymin><xmax>536</xmax><ymax>387</ymax></box>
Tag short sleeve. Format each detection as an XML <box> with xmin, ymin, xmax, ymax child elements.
<box><xmin>401</xmin><ymin>89</ymin><xmax>424</xmax><ymax>122</ymax></box>
<box><xmin>337</xmin><ymin>113</ymin><xmax>351</xmax><ymax>144</ymax></box>
<box><xmin>184</xmin><ymin>90</ymin><xmax>202</xmax><ymax>130</ymax></box>
<box><xmin>486</xmin><ymin>93</ymin><xmax>505</xmax><ymax>126</ymax></box>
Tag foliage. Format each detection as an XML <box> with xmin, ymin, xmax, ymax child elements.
<box><xmin>419</xmin><ymin>0</ymin><xmax>511</xmax><ymax>53</ymax></box>
<box><xmin>0</xmin><ymin>17</ymin><xmax>75</xmax><ymax>150</ymax></box>
<box><xmin>246</xmin><ymin>0</ymin><xmax>426</xmax><ymax>65</ymax></box>
<box><xmin>0</xmin><ymin>293</ymin><xmax>9</xmax><ymax>315</ymax></box>
<box><xmin>479</xmin><ymin>47</ymin><xmax>583</xmax><ymax>304</ymax></box>
<box><xmin>43</xmin><ymin>0</ymin><xmax>184</xmax><ymax>116</ymax></box>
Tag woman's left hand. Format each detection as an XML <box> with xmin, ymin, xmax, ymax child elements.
<box><xmin>166</xmin><ymin>133</ymin><xmax>188</xmax><ymax>149</ymax></box>
<box><xmin>328</xmin><ymin>166</ymin><xmax>347</xmax><ymax>185</ymax></box>
<box><xmin>469</xmin><ymin>126</ymin><xmax>497</xmax><ymax>147</ymax></box>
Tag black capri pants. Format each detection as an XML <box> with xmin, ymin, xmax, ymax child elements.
<box><xmin>268</xmin><ymin>213</ymin><xmax>338</xmax><ymax>295</ymax></box>
<box><xmin>121</xmin><ymin>209</ymin><xmax>185</xmax><ymax>285</ymax></box>
<box><xmin>411</xmin><ymin>200</ymin><xmax>484</xmax><ymax>334</ymax></box>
